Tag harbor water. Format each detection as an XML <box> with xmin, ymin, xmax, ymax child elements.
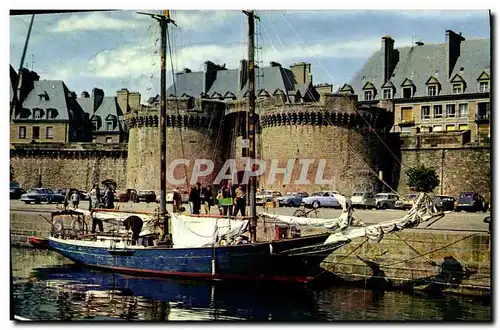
<box><xmin>11</xmin><ymin>247</ymin><xmax>491</xmax><ymax>321</ymax></box>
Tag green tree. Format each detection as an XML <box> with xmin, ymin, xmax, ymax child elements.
<box><xmin>406</xmin><ymin>165</ymin><xmax>440</xmax><ymax>193</ymax></box>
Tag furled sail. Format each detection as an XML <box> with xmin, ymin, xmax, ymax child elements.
<box><xmin>324</xmin><ymin>193</ymin><xmax>445</xmax><ymax>244</ymax></box>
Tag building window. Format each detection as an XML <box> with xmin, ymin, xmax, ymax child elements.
<box><xmin>433</xmin><ymin>125</ymin><xmax>443</xmax><ymax>132</ymax></box>
<box><xmin>33</xmin><ymin>109</ymin><xmax>43</xmax><ymax>119</ymax></box>
<box><xmin>433</xmin><ymin>105</ymin><xmax>443</xmax><ymax>118</ymax></box>
<box><xmin>106</xmin><ymin>137</ymin><xmax>112</xmax><ymax>143</ymax></box>
<box><xmin>458</xmin><ymin>103</ymin><xmax>469</xmax><ymax>117</ymax></box>
<box><xmin>458</xmin><ymin>124</ymin><xmax>469</xmax><ymax>131</ymax></box>
<box><xmin>477</xmin><ymin>102</ymin><xmax>490</xmax><ymax>120</ymax></box>
<box><xmin>383</xmin><ymin>88</ymin><xmax>392</xmax><ymax>99</ymax></box>
<box><xmin>479</xmin><ymin>81</ymin><xmax>489</xmax><ymax>93</ymax></box>
<box><xmin>364</xmin><ymin>90</ymin><xmax>373</xmax><ymax>101</ymax></box>
<box><xmin>401</xmin><ymin>127</ymin><xmax>412</xmax><ymax>134</ymax></box>
<box><xmin>106</xmin><ymin>121</ymin><xmax>114</xmax><ymax>131</ymax></box>
<box><xmin>32</xmin><ymin>126</ymin><xmax>40</xmax><ymax>139</ymax></box>
<box><xmin>445</xmin><ymin>104</ymin><xmax>456</xmax><ymax>118</ymax></box>
<box><xmin>446</xmin><ymin>124</ymin><xmax>456</xmax><ymax>131</ymax></box>
<box><xmin>46</xmin><ymin>126</ymin><xmax>54</xmax><ymax>139</ymax></box>
<box><xmin>427</xmin><ymin>85</ymin><xmax>437</xmax><ymax>96</ymax></box>
<box><xmin>92</xmin><ymin>121</ymin><xmax>98</xmax><ymax>131</ymax></box>
<box><xmin>18</xmin><ymin>126</ymin><xmax>26</xmax><ymax>139</ymax></box>
<box><xmin>452</xmin><ymin>83</ymin><xmax>463</xmax><ymax>94</ymax></box>
<box><xmin>401</xmin><ymin>107</ymin><xmax>413</xmax><ymax>122</ymax></box>
<box><xmin>421</xmin><ymin>106</ymin><xmax>431</xmax><ymax>119</ymax></box>
<box><xmin>402</xmin><ymin>87</ymin><xmax>413</xmax><ymax>98</ymax></box>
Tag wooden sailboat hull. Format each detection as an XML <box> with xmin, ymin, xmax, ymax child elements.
<box><xmin>48</xmin><ymin>233</ymin><xmax>347</xmax><ymax>284</ymax></box>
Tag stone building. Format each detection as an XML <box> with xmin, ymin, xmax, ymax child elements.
<box><xmin>341</xmin><ymin>30</ymin><xmax>491</xmax><ymax>199</ymax></box>
<box><xmin>10</xmin><ymin>66</ymin><xmax>91</xmax><ymax>144</ymax></box>
<box><xmin>125</xmin><ymin>60</ymin><xmax>394</xmax><ymax>194</ymax></box>
<box><xmin>77</xmin><ymin>88</ymin><xmax>139</xmax><ymax>143</ymax></box>
<box><xmin>343</xmin><ymin>30</ymin><xmax>490</xmax><ymax>144</ymax></box>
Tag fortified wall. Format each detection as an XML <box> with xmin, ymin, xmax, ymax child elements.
<box><xmin>397</xmin><ymin>131</ymin><xmax>491</xmax><ymax>201</ymax></box>
<box><xmin>10</xmin><ymin>143</ymin><xmax>127</xmax><ymax>191</ymax></box>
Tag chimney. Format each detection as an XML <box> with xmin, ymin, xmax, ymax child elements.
<box><xmin>91</xmin><ymin>88</ymin><xmax>104</xmax><ymax>114</ymax></box>
<box><xmin>270</xmin><ymin>61</ymin><xmax>281</xmax><ymax>67</ymax></box>
<box><xmin>128</xmin><ymin>92</ymin><xmax>141</xmax><ymax>112</ymax></box>
<box><xmin>18</xmin><ymin>68</ymin><xmax>39</xmax><ymax>104</ymax></box>
<box><xmin>382</xmin><ymin>36</ymin><xmax>395</xmax><ymax>83</ymax></box>
<box><xmin>203</xmin><ymin>61</ymin><xmax>224</xmax><ymax>93</ymax></box>
<box><xmin>81</xmin><ymin>91</ymin><xmax>90</xmax><ymax>98</ymax></box>
<box><xmin>116</xmin><ymin>88</ymin><xmax>129</xmax><ymax>113</ymax></box>
<box><xmin>238</xmin><ymin>59</ymin><xmax>248</xmax><ymax>91</ymax></box>
<box><xmin>445</xmin><ymin>30</ymin><xmax>465</xmax><ymax>78</ymax></box>
<box><xmin>290</xmin><ymin>62</ymin><xmax>312</xmax><ymax>85</ymax></box>
<box><xmin>183</xmin><ymin>68</ymin><xmax>192</xmax><ymax>73</ymax></box>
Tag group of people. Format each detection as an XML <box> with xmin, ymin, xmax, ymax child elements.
<box><xmin>186</xmin><ymin>182</ymin><xmax>216</xmax><ymax>215</ymax></box>
<box><xmin>179</xmin><ymin>180</ymin><xmax>247</xmax><ymax>217</ymax></box>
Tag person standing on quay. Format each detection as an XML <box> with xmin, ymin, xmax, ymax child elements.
<box><xmin>189</xmin><ymin>182</ymin><xmax>202</xmax><ymax>215</ymax></box>
<box><xmin>203</xmin><ymin>185</ymin><xmax>215</xmax><ymax>215</ymax></box>
<box><xmin>222</xmin><ymin>180</ymin><xmax>236</xmax><ymax>216</ymax></box>
<box><xmin>233</xmin><ymin>185</ymin><xmax>246</xmax><ymax>217</ymax></box>
<box><xmin>89</xmin><ymin>185</ymin><xmax>100</xmax><ymax>211</ymax></box>
<box><xmin>103</xmin><ymin>186</ymin><xmax>115</xmax><ymax>209</ymax></box>
<box><xmin>172</xmin><ymin>187</ymin><xmax>183</xmax><ymax>213</ymax></box>
<box><xmin>71</xmin><ymin>190</ymin><xmax>80</xmax><ymax>209</ymax></box>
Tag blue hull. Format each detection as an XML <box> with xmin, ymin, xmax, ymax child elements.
<box><xmin>48</xmin><ymin>234</ymin><xmax>346</xmax><ymax>283</ymax></box>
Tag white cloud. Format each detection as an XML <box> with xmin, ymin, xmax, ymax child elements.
<box><xmin>391</xmin><ymin>10</ymin><xmax>489</xmax><ymax>20</ymax></box>
<box><xmin>51</xmin><ymin>12</ymin><xmax>150</xmax><ymax>33</ymax></box>
<box><xmin>170</xmin><ymin>10</ymin><xmax>240</xmax><ymax>31</ymax></box>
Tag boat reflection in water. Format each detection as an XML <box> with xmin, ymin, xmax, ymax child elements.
<box><xmin>14</xmin><ymin>265</ymin><xmax>321</xmax><ymax>321</ymax></box>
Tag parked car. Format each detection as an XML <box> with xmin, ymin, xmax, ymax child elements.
<box><xmin>402</xmin><ymin>193</ymin><xmax>418</xmax><ymax>210</ymax></box>
<box><xmin>256</xmin><ymin>190</ymin><xmax>282</xmax><ymax>206</ymax></box>
<box><xmin>137</xmin><ymin>190</ymin><xmax>157</xmax><ymax>203</ymax></box>
<box><xmin>276</xmin><ymin>192</ymin><xmax>309</xmax><ymax>207</ymax></box>
<box><xmin>10</xmin><ymin>182</ymin><xmax>25</xmax><ymax>199</ymax></box>
<box><xmin>350</xmin><ymin>191</ymin><xmax>376</xmax><ymax>209</ymax></box>
<box><xmin>302</xmin><ymin>191</ymin><xmax>341</xmax><ymax>209</ymax></box>
<box><xmin>117</xmin><ymin>189</ymin><xmax>138</xmax><ymax>202</ymax></box>
<box><xmin>20</xmin><ymin>188</ymin><xmax>65</xmax><ymax>204</ymax></box>
<box><xmin>374</xmin><ymin>193</ymin><xmax>403</xmax><ymax>210</ymax></box>
<box><xmin>433</xmin><ymin>195</ymin><xmax>456</xmax><ymax>212</ymax></box>
<box><xmin>166</xmin><ymin>190</ymin><xmax>189</xmax><ymax>204</ymax></box>
<box><xmin>456</xmin><ymin>192</ymin><xmax>488</xmax><ymax>212</ymax></box>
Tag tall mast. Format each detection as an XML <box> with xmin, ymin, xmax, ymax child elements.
<box><xmin>139</xmin><ymin>10</ymin><xmax>176</xmax><ymax>238</ymax></box>
<box><xmin>244</xmin><ymin>10</ymin><xmax>257</xmax><ymax>242</ymax></box>
<box><xmin>10</xmin><ymin>14</ymin><xmax>35</xmax><ymax>118</ymax></box>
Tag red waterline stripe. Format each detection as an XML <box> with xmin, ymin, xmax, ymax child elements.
<box><xmin>86</xmin><ymin>264</ymin><xmax>313</xmax><ymax>284</ymax></box>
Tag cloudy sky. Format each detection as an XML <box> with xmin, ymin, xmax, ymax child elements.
<box><xmin>9</xmin><ymin>10</ymin><xmax>490</xmax><ymax>102</ymax></box>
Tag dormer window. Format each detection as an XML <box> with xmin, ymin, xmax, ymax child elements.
<box><xmin>92</xmin><ymin>121</ymin><xmax>98</xmax><ymax>131</ymax></box>
<box><xmin>382</xmin><ymin>88</ymin><xmax>392</xmax><ymax>100</ymax></box>
<box><xmin>450</xmin><ymin>74</ymin><xmax>466</xmax><ymax>94</ymax></box>
<box><xmin>38</xmin><ymin>92</ymin><xmax>49</xmax><ymax>101</ymax></box>
<box><xmin>401</xmin><ymin>78</ymin><xmax>416</xmax><ymax>98</ymax></box>
<box><xmin>452</xmin><ymin>83</ymin><xmax>463</xmax><ymax>94</ymax></box>
<box><xmin>427</xmin><ymin>85</ymin><xmax>437</xmax><ymax>96</ymax></box>
<box><xmin>479</xmin><ymin>81</ymin><xmax>489</xmax><ymax>93</ymax></box>
<box><xmin>364</xmin><ymin>90</ymin><xmax>373</xmax><ymax>101</ymax></box>
<box><xmin>33</xmin><ymin>108</ymin><xmax>43</xmax><ymax>119</ymax></box>
<box><xmin>106</xmin><ymin>121</ymin><xmax>114</xmax><ymax>131</ymax></box>
<box><xmin>477</xmin><ymin>71</ymin><xmax>490</xmax><ymax>93</ymax></box>
<box><xmin>46</xmin><ymin>108</ymin><xmax>58</xmax><ymax>119</ymax></box>
<box><xmin>362</xmin><ymin>82</ymin><xmax>376</xmax><ymax>101</ymax></box>
<box><xmin>339</xmin><ymin>83</ymin><xmax>354</xmax><ymax>95</ymax></box>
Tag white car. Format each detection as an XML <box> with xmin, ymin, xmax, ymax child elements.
<box><xmin>302</xmin><ymin>191</ymin><xmax>341</xmax><ymax>208</ymax></box>
<box><xmin>351</xmin><ymin>191</ymin><xmax>376</xmax><ymax>209</ymax></box>
<box><xmin>256</xmin><ymin>190</ymin><xmax>282</xmax><ymax>206</ymax></box>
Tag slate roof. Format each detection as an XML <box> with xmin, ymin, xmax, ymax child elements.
<box><xmin>10</xmin><ymin>65</ymin><xmax>18</xmax><ymax>103</ymax></box>
<box><xmin>346</xmin><ymin>38</ymin><xmax>490</xmax><ymax>99</ymax></box>
<box><xmin>88</xmin><ymin>96</ymin><xmax>126</xmax><ymax>133</ymax></box>
<box><xmin>166</xmin><ymin>64</ymin><xmax>299</xmax><ymax>99</ymax></box>
<box><xmin>19</xmin><ymin>80</ymin><xmax>79</xmax><ymax>121</ymax></box>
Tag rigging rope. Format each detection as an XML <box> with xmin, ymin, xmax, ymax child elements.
<box><xmin>278</xmin><ymin>11</ymin><xmax>405</xmax><ymax>170</ymax></box>
<box><xmin>261</xmin><ymin>13</ymin><xmax>401</xmax><ymax>197</ymax></box>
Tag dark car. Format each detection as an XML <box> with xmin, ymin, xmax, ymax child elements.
<box><xmin>456</xmin><ymin>192</ymin><xmax>488</xmax><ymax>212</ymax></box>
<box><xmin>20</xmin><ymin>188</ymin><xmax>65</xmax><ymax>204</ymax></box>
<box><xmin>10</xmin><ymin>182</ymin><xmax>25</xmax><ymax>199</ymax></box>
<box><xmin>137</xmin><ymin>190</ymin><xmax>157</xmax><ymax>203</ymax></box>
<box><xmin>433</xmin><ymin>195</ymin><xmax>456</xmax><ymax>212</ymax></box>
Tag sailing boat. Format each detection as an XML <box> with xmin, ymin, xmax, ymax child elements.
<box><xmin>44</xmin><ymin>10</ymin><xmax>352</xmax><ymax>284</ymax></box>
